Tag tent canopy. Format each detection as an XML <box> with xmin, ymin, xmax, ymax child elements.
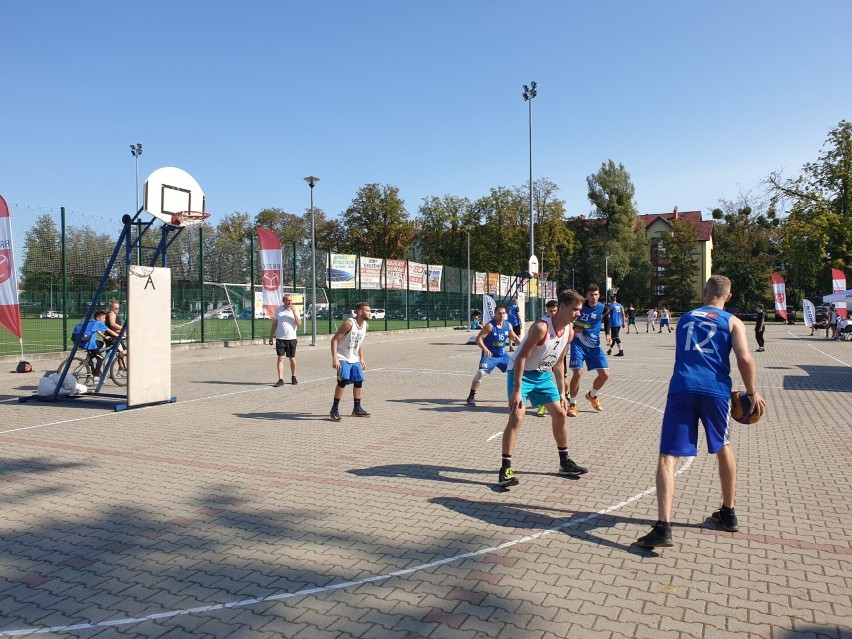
<box><xmin>822</xmin><ymin>289</ymin><xmax>852</xmax><ymax>304</ymax></box>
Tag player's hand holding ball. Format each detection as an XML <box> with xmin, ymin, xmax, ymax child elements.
<box><xmin>730</xmin><ymin>390</ymin><xmax>766</xmax><ymax>424</ymax></box>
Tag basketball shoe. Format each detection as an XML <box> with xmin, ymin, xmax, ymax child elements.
<box><xmin>466</xmin><ymin>396</ymin><xmax>476</xmax><ymax>407</ymax></box>
<box><xmin>536</xmin><ymin>405</ymin><xmax>546</xmax><ymax>417</ymax></box>
<box><xmin>273</xmin><ymin>379</ymin><xmax>285</xmax><ymax>387</ymax></box>
<box><xmin>330</xmin><ymin>406</ymin><xmax>341</xmax><ymax>422</ymax></box>
<box><xmin>558</xmin><ymin>458</ymin><xmax>588</xmax><ymax>475</ymax></box>
<box><xmin>636</xmin><ymin>522</ymin><xmax>673</xmax><ymax>548</ymax></box>
<box><xmin>567</xmin><ymin>403</ymin><xmax>578</xmax><ymax>417</ymax></box>
<box><xmin>711</xmin><ymin>507</ymin><xmax>739</xmax><ymax>532</ymax></box>
<box><xmin>585</xmin><ymin>392</ymin><xmax>603</xmax><ymax>411</ymax></box>
<box><xmin>351</xmin><ymin>406</ymin><xmax>371</xmax><ymax>417</ymax></box>
<box><xmin>498</xmin><ymin>466</ymin><xmax>519</xmax><ymax>487</ymax></box>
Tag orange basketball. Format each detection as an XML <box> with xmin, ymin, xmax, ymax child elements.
<box><xmin>730</xmin><ymin>391</ymin><xmax>763</xmax><ymax>425</ymax></box>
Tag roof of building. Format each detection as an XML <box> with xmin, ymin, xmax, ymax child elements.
<box><xmin>638</xmin><ymin>210</ymin><xmax>714</xmax><ymax>241</ymax></box>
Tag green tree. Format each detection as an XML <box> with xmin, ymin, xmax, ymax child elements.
<box><xmin>711</xmin><ymin>195</ymin><xmax>779</xmax><ymax>308</ymax></box>
<box><xmin>255</xmin><ymin>208</ymin><xmax>305</xmax><ymax>245</ymax></box>
<box><xmin>768</xmin><ymin>120</ymin><xmax>852</xmax><ymax>282</ymax></box>
<box><xmin>342</xmin><ymin>184</ymin><xmax>413</xmax><ymax>259</ymax></box>
<box><xmin>21</xmin><ymin>214</ymin><xmax>61</xmax><ymax>292</ymax></box>
<box><xmin>583</xmin><ymin>161</ymin><xmax>652</xmax><ymax>302</ymax></box>
<box><xmin>415</xmin><ymin>195</ymin><xmax>473</xmax><ymax>267</ymax></box>
<box><xmin>468</xmin><ymin>187</ymin><xmax>528</xmax><ymax>275</ymax></box>
<box><xmin>526</xmin><ymin>178</ymin><xmax>575</xmax><ymax>287</ymax></box>
<box><xmin>663</xmin><ymin>219</ymin><xmax>699</xmax><ymax>310</ymax></box>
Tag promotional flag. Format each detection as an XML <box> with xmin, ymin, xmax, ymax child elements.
<box><xmin>483</xmin><ymin>295</ymin><xmax>497</xmax><ymax>325</ymax></box>
<box><xmin>802</xmin><ymin>299</ymin><xmax>816</xmax><ymax>328</ymax></box>
<box><xmin>770</xmin><ymin>274</ymin><xmax>787</xmax><ymax>322</ymax></box>
<box><xmin>831</xmin><ymin>268</ymin><xmax>847</xmax><ymax>318</ymax></box>
<box><xmin>0</xmin><ymin>195</ymin><xmax>22</xmax><ymax>338</ymax></box>
<box><xmin>256</xmin><ymin>227</ymin><xmax>282</xmax><ymax>319</ymax></box>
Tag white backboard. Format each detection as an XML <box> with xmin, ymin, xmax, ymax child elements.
<box><xmin>143</xmin><ymin>167</ymin><xmax>206</xmax><ymax>227</ymax></box>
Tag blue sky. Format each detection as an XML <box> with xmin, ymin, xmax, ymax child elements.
<box><xmin>2</xmin><ymin>1</ymin><xmax>850</xmax><ymax>227</ymax></box>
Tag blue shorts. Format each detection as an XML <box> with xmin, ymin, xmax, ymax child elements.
<box><xmin>660</xmin><ymin>318</ymin><xmax>670</xmax><ymax>327</ymax></box>
<box><xmin>660</xmin><ymin>392</ymin><xmax>731</xmax><ymax>456</ymax></box>
<box><xmin>337</xmin><ymin>360</ymin><xmax>365</xmax><ymax>385</ymax></box>
<box><xmin>479</xmin><ymin>353</ymin><xmax>511</xmax><ymax>374</ymax></box>
<box><xmin>507</xmin><ymin>370</ymin><xmax>561</xmax><ymax>407</ymax></box>
<box><xmin>569</xmin><ymin>341</ymin><xmax>608</xmax><ymax>371</ymax></box>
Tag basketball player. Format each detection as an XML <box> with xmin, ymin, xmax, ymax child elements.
<box><xmin>498</xmin><ymin>289</ymin><xmax>588</xmax><ymax>487</ymax></box>
<box><xmin>567</xmin><ymin>284</ymin><xmax>610</xmax><ymax>416</ymax></box>
<box><xmin>269</xmin><ymin>293</ymin><xmax>301</xmax><ymax>386</ymax></box>
<box><xmin>330</xmin><ymin>302</ymin><xmax>371</xmax><ymax>421</ymax></box>
<box><xmin>536</xmin><ymin>299</ymin><xmax>559</xmax><ymax>417</ymax></box>
<box><xmin>466</xmin><ymin>306</ymin><xmax>520</xmax><ymax>407</ymax></box>
<box><xmin>636</xmin><ymin>275</ymin><xmax>765</xmax><ymax>548</ymax></box>
<box><xmin>606</xmin><ymin>294</ymin><xmax>625</xmax><ymax>356</ymax></box>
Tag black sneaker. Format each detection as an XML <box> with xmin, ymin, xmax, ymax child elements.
<box><xmin>615</xmin><ymin>351</ymin><xmax>624</xmax><ymax>356</ymax></box>
<box><xmin>291</xmin><ymin>376</ymin><xmax>298</xmax><ymax>385</ymax></box>
<box><xmin>466</xmin><ymin>396</ymin><xmax>476</xmax><ymax>407</ymax></box>
<box><xmin>558</xmin><ymin>458</ymin><xmax>588</xmax><ymax>475</ymax></box>
<box><xmin>330</xmin><ymin>406</ymin><xmax>341</xmax><ymax>422</ymax></box>
<box><xmin>636</xmin><ymin>522</ymin><xmax>673</xmax><ymax>548</ymax></box>
<box><xmin>351</xmin><ymin>406</ymin><xmax>371</xmax><ymax>417</ymax></box>
<box><xmin>498</xmin><ymin>466</ymin><xmax>519</xmax><ymax>487</ymax></box>
<box><xmin>606</xmin><ymin>348</ymin><xmax>612</xmax><ymax>355</ymax></box>
<box><xmin>711</xmin><ymin>507</ymin><xmax>739</xmax><ymax>532</ymax></box>
<box><xmin>273</xmin><ymin>379</ymin><xmax>285</xmax><ymax>387</ymax></box>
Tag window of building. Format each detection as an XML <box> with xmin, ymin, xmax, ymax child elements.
<box><xmin>654</xmin><ymin>285</ymin><xmax>666</xmax><ymax>296</ymax></box>
<box><xmin>655</xmin><ymin>265</ymin><xmax>666</xmax><ymax>276</ymax></box>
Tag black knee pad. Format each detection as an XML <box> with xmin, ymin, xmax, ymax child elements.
<box><xmin>353</xmin><ymin>381</ymin><xmax>363</xmax><ymax>389</ymax></box>
<box><xmin>337</xmin><ymin>380</ymin><xmax>349</xmax><ymax>389</ymax></box>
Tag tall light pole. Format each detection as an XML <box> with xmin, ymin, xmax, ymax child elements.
<box><xmin>304</xmin><ymin>176</ymin><xmax>320</xmax><ymax>346</ymax></box>
<box><xmin>522</xmin><ymin>81</ymin><xmax>537</xmax><ymax>262</ymax></box>
<box><xmin>466</xmin><ymin>227</ymin><xmax>471</xmax><ymax>328</ymax></box>
<box><xmin>130</xmin><ymin>144</ymin><xmax>142</xmax><ymax>211</ymax></box>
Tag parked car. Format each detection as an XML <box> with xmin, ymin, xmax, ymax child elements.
<box><xmin>731</xmin><ymin>308</ymin><xmax>758</xmax><ymax>322</ymax></box>
<box><xmin>210</xmin><ymin>309</ymin><xmax>233</xmax><ymax>319</ymax></box>
<box><xmin>388</xmin><ymin>309</ymin><xmax>406</xmax><ymax>320</ymax></box>
<box><xmin>237</xmin><ymin>310</ymin><xmax>253</xmax><ymax>319</ymax></box>
<box><xmin>39</xmin><ymin>310</ymin><xmax>65</xmax><ymax>319</ymax></box>
<box><xmin>774</xmin><ymin>305</ymin><xmax>797</xmax><ymax>324</ymax></box>
<box><xmin>370</xmin><ymin>308</ymin><xmax>386</xmax><ymax>320</ymax></box>
<box><xmin>815</xmin><ymin>305</ymin><xmax>830</xmax><ymax>326</ymax></box>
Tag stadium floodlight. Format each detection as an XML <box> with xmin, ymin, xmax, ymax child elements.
<box><xmin>304</xmin><ymin>176</ymin><xmax>320</xmax><ymax>346</ymax></box>
<box><xmin>522</xmin><ymin>81</ymin><xmax>537</xmax><ymax>261</ymax></box>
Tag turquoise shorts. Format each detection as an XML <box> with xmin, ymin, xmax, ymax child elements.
<box><xmin>506</xmin><ymin>369</ymin><xmax>560</xmax><ymax>407</ymax></box>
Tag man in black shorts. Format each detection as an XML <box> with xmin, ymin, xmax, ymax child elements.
<box><xmin>268</xmin><ymin>294</ymin><xmax>301</xmax><ymax>386</ymax></box>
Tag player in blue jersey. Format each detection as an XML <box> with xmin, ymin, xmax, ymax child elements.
<box><xmin>606</xmin><ymin>294</ymin><xmax>625</xmax><ymax>357</ymax></box>
<box><xmin>636</xmin><ymin>275</ymin><xmax>766</xmax><ymax>548</ymax></box>
<box><xmin>466</xmin><ymin>306</ymin><xmax>520</xmax><ymax>407</ymax></box>
<box><xmin>506</xmin><ymin>298</ymin><xmax>523</xmax><ymax>352</ymax></box>
<box><xmin>567</xmin><ymin>284</ymin><xmax>610</xmax><ymax>416</ymax></box>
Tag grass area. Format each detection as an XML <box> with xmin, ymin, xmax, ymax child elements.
<box><xmin>1</xmin><ymin>317</ymin><xmax>467</xmax><ymax>358</ymax></box>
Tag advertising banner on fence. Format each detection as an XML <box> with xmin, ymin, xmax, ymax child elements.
<box><xmin>475</xmin><ymin>272</ymin><xmax>486</xmax><ymax>294</ymax></box>
<box><xmin>386</xmin><ymin>259</ymin><xmax>406</xmax><ymax>289</ymax></box>
<box><xmin>427</xmin><ymin>265</ymin><xmax>443</xmax><ymax>291</ymax></box>
<box><xmin>499</xmin><ymin>275</ymin><xmax>509</xmax><ymax>297</ymax></box>
<box><xmin>360</xmin><ymin>256</ymin><xmax>383</xmax><ymax>290</ymax></box>
<box><xmin>256</xmin><ymin>227</ymin><xmax>282</xmax><ymax>319</ymax></box>
<box><xmin>408</xmin><ymin>261</ymin><xmax>426</xmax><ymax>291</ymax></box>
<box><xmin>329</xmin><ymin>253</ymin><xmax>356</xmax><ymax>289</ymax></box>
<box><xmin>487</xmin><ymin>273</ymin><xmax>499</xmax><ymax>295</ymax></box>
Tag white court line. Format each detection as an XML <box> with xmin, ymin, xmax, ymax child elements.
<box><xmin>0</xmin><ymin>456</ymin><xmax>694</xmax><ymax>637</ymax></box>
<box><xmin>486</xmin><ymin>431</ymin><xmax>502</xmax><ymax>441</ymax></box>
<box><xmin>0</xmin><ymin>377</ymin><xmax>340</xmax><ymax>438</ymax></box>
<box><xmin>790</xmin><ymin>331</ymin><xmax>852</xmax><ymax>368</ymax></box>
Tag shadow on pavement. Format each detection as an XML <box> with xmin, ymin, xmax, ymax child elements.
<box><xmin>785</xmin><ymin>364</ymin><xmax>852</xmax><ymax>392</ymax></box>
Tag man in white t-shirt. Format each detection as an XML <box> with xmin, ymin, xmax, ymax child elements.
<box><xmin>268</xmin><ymin>294</ymin><xmax>301</xmax><ymax>386</ymax></box>
<box><xmin>646</xmin><ymin>308</ymin><xmax>658</xmax><ymax>333</ymax></box>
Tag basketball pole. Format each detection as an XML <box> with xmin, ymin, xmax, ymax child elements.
<box><xmin>304</xmin><ymin>176</ymin><xmax>320</xmax><ymax>347</ymax></box>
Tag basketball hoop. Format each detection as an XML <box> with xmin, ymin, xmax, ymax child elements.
<box><xmin>169</xmin><ymin>210</ymin><xmax>211</xmax><ymax>228</ymax></box>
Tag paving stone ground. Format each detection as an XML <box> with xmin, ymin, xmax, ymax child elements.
<box><xmin>0</xmin><ymin>324</ymin><xmax>850</xmax><ymax>639</ymax></box>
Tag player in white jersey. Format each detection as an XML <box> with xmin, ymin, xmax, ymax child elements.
<box><xmin>329</xmin><ymin>301</ymin><xmax>371</xmax><ymax>422</ymax></box>
<box><xmin>498</xmin><ymin>289</ymin><xmax>589</xmax><ymax>487</ymax></box>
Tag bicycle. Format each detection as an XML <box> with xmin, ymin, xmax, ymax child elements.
<box><xmin>57</xmin><ymin>341</ymin><xmax>128</xmax><ymax>388</ymax></box>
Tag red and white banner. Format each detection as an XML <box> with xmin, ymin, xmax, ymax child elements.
<box><xmin>256</xmin><ymin>227</ymin><xmax>282</xmax><ymax>319</ymax></box>
<box><xmin>0</xmin><ymin>195</ymin><xmax>22</xmax><ymax>338</ymax></box>
<box><xmin>770</xmin><ymin>274</ymin><xmax>787</xmax><ymax>322</ymax></box>
<box><xmin>831</xmin><ymin>268</ymin><xmax>847</xmax><ymax>318</ymax></box>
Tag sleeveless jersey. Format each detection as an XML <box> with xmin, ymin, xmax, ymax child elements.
<box><xmin>483</xmin><ymin>320</ymin><xmax>511</xmax><ymax>357</ymax></box>
<box><xmin>336</xmin><ymin>319</ymin><xmax>368</xmax><ymax>363</ymax></box>
<box><xmin>508</xmin><ymin>316</ymin><xmax>570</xmax><ymax>373</ymax></box>
<box><xmin>574</xmin><ymin>301</ymin><xmax>605</xmax><ymax>348</ymax></box>
<box><xmin>609</xmin><ymin>302</ymin><xmax>625</xmax><ymax>328</ymax></box>
<box><xmin>669</xmin><ymin>306</ymin><xmax>733</xmax><ymax>399</ymax></box>
<box><xmin>506</xmin><ymin>304</ymin><xmax>521</xmax><ymax>327</ymax></box>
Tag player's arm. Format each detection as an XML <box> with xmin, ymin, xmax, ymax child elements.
<box><xmin>475</xmin><ymin>323</ymin><xmax>492</xmax><ymax>356</ymax></box>
<box><xmin>509</xmin><ymin>320</ymin><xmax>546</xmax><ymax>413</ymax></box>
<box><xmin>268</xmin><ymin>317</ymin><xmax>278</xmax><ymax>345</ymax></box>
<box><xmin>330</xmin><ymin>319</ymin><xmax>352</xmax><ymax>369</ymax></box>
<box><xmin>292</xmin><ymin>306</ymin><xmax>302</xmax><ymax>327</ymax></box>
<box><xmin>730</xmin><ymin>316</ymin><xmax>765</xmax><ymax>416</ymax></box>
<box><xmin>358</xmin><ymin>341</ymin><xmax>366</xmax><ymax>370</ymax></box>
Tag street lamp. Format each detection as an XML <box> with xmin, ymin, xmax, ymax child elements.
<box><xmin>304</xmin><ymin>176</ymin><xmax>320</xmax><ymax>346</ymax></box>
<box><xmin>130</xmin><ymin>144</ymin><xmax>142</xmax><ymax>212</ymax></box>
<box><xmin>466</xmin><ymin>227</ymin><xmax>471</xmax><ymax>328</ymax></box>
<box><xmin>522</xmin><ymin>81</ymin><xmax>537</xmax><ymax>261</ymax></box>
